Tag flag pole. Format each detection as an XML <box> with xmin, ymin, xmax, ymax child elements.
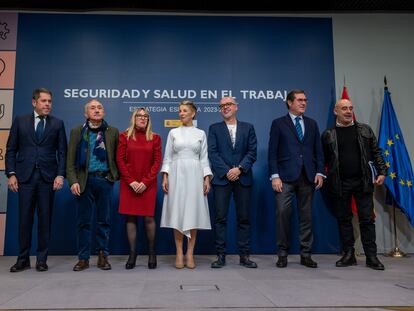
<box><xmin>386</xmin><ymin>202</ymin><xmax>408</xmax><ymax>258</ymax></box>
<box><xmin>383</xmin><ymin>76</ymin><xmax>408</xmax><ymax>257</ymax></box>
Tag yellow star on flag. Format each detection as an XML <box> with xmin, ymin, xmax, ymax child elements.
<box><xmin>407</xmin><ymin>181</ymin><xmax>412</xmax><ymax>187</ymax></box>
<box><xmin>384</xmin><ymin>150</ymin><xmax>389</xmax><ymax>156</ymax></box>
<box><xmin>400</xmin><ymin>179</ymin><xmax>405</xmax><ymax>186</ymax></box>
<box><xmin>395</xmin><ymin>134</ymin><xmax>400</xmax><ymax>140</ymax></box>
<box><xmin>387</xmin><ymin>139</ymin><xmax>394</xmax><ymax>146</ymax></box>
<box><xmin>386</xmin><ymin>161</ymin><xmax>390</xmax><ymax>168</ymax></box>
<box><xmin>390</xmin><ymin>172</ymin><xmax>396</xmax><ymax>179</ymax></box>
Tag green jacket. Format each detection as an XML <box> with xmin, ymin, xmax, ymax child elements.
<box><xmin>66</xmin><ymin>124</ymin><xmax>119</xmax><ymax>193</ymax></box>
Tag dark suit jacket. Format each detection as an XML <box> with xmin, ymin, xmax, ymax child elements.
<box><xmin>5</xmin><ymin>113</ymin><xmax>67</xmax><ymax>183</ymax></box>
<box><xmin>208</xmin><ymin>120</ymin><xmax>257</xmax><ymax>186</ymax></box>
<box><xmin>66</xmin><ymin>124</ymin><xmax>119</xmax><ymax>193</ymax></box>
<box><xmin>268</xmin><ymin>114</ymin><xmax>324</xmax><ymax>183</ymax></box>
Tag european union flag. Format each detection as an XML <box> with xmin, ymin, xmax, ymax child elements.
<box><xmin>378</xmin><ymin>86</ymin><xmax>414</xmax><ymax>226</ymax></box>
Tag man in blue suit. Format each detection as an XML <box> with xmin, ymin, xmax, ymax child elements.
<box><xmin>268</xmin><ymin>89</ymin><xmax>324</xmax><ymax>268</ymax></box>
<box><xmin>5</xmin><ymin>88</ymin><xmax>67</xmax><ymax>272</ymax></box>
<box><xmin>208</xmin><ymin>96</ymin><xmax>257</xmax><ymax>268</ymax></box>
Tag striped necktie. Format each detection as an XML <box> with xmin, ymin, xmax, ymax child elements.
<box><xmin>295</xmin><ymin>116</ymin><xmax>304</xmax><ymax>141</ymax></box>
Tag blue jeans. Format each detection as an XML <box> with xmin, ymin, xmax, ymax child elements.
<box><xmin>76</xmin><ymin>176</ymin><xmax>113</xmax><ymax>260</ymax></box>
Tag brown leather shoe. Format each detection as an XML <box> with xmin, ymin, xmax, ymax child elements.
<box><xmin>73</xmin><ymin>260</ymin><xmax>89</xmax><ymax>271</ymax></box>
<box><xmin>97</xmin><ymin>250</ymin><xmax>111</xmax><ymax>270</ymax></box>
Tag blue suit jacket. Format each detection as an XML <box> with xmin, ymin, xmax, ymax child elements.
<box><xmin>5</xmin><ymin>113</ymin><xmax>67</xmax><ymax>183</ymax></box>
<box><xmin>268</xmin><ymin>114</ymin><xmax>324</xmax><ymax>183</ymax></box>
<box><xmin>208</xmin><ymin>120</ymin><xmax>257</xmax><ymax>186</ymax></box>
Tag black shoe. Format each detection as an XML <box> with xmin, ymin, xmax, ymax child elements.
<box><xmin>366</xmin><ymin>256</ymin><xmax>385</xmax><ymax>270</ymax></box>
<box><xmin>336</xmin><ymin>249</ymin><xmax>357</xmax><ymax>267</ymax></box>
<box><xmin>211</xmin><ymin>254</ymin><xmax>226</xmax><ymax>268</ymax></box>
<box><xmin>148</xmin><ymin>254</ymin><xmax>157</xmax><ymax>269</ymax></box>
<box><xmin>300</xmin><ymin>256</ymin><xmax>318</xmax><ymax>268</ymax></box>
<box><xmin>240</xmin><ymin>255</ymin><xmax>257</xmax><ymax>268</ymax></box>
<box><xmin>125</xmin><ymin>254</ymin><xmax>137</xmax><ymax>270</ymax></box>
<box><xmin>276</xmin><ymin>256</ymin><xmax>287</xmax><ymax>268</ymax></box>
<box><xmin>10</xmin><ymin>260</ymin><xmax>31</xmax><ymax>273</ymax></box>
<box><xmin>36</xmin><ymin>262</ymin><xmax>48</xmax><ymax>272</ymax></box>
<box><xmin>97</xmin><ymin>250</ymin><xmax>112</xmax><ymax>270</ymax></box>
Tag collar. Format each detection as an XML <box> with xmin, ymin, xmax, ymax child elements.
<box><xmin>336</xmin><ymin>120</ymin><xmax>355</xmax><ymax>127</ymax></box>
<box><xmin>34</xmin><ymin>111</ymin><xmax>46</xmax><ymax>119</ymax></box>
<box><xmin>289</xmin><ymin>112</ymin><xmax>303</xmax><ymax>122</ymax></box>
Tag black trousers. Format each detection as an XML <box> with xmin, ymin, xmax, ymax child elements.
<box><xmin>213</xmin><ymin>181</ymin><xmax>252</xmax><ymax>256</ymax></box>
<box><xmin>333</xmin><ymin>177</ymin><xmax>377</xmax><ymax>257</ymax></box>
<box><xmin>275</xmin><ymin>171</ymin><xmax>314</xmax><ymax>257</ymax></box>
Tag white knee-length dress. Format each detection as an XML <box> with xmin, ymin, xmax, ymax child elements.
<box><xmin>160</xmin><ymin>125</ymin><xmax>212</xmax><ymax>238</ymax></box>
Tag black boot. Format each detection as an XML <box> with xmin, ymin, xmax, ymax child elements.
<box><xmin>336</xmin><ymin>249</ymin><xmax>357</xmax><ymax>267</ymax></box>
<box><xmin>211</xmin><ymin>254</ymin><xmax>226</xmax><ymax>268</ymax></box>
<box><xmin>148</xmin><ymin>253</ymin><xmax>157</xmax><ymax>269</ymax></box>
<box><xmin>125</xmin><ymin>253</ymin><xmax>137</xmax><ymax>270</ymax></box>
<box><xmin>239</xmin><ymin>255</ymin><xmax>258</xmax><ymax>268</ymax></box>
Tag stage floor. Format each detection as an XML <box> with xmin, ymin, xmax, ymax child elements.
<box><xmin>0</xmin><ymin>254</ymin><xmax>413</xmax><ymax>311</ymax></box>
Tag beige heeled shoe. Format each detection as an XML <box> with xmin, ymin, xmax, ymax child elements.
<box><xmin>175</xmin><ymin>255</ymin><xmax>184</xmax><ymax>269</ymax></box>
<box><xmin>186</xmin><ymin>255</ymin><xmax>196</xmax><ymax>269</ymax></box>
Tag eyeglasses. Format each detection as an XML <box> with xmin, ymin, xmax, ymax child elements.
<box><xmin>136</xmin><ymin>114</ymin><xmax>149</xmax><ymax>120</ymax></box>
<box><xmin>296</xmin><ymin>98</ymin><xmax>308</xmax><ymax>103</ymax></box>
<box><xmin>219</xmin><ymin>102</ymin><xmax>235</xmax><ymax>110</ymax></box>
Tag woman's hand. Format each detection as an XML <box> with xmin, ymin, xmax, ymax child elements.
<box><xmin>162</xmin><ymin>173</ymin><xmax>169</xmax><ymax>194</ymax></box>
<box><xmin>129</xmin><ymin>181</ymin><xmax>140</xmax><ymax>193</ymax></box>
<box><xmin>203</xmin><ymin>176</ymin><xmax>211</xmax><ymax>195</ymax></box>
<box><xmin>136</xmin><ymin>182</ymin><xmax>147</xmax><ymax>194</ymax></box>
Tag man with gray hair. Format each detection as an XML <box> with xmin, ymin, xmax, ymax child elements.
<box><xmin>66</xmin><ymin>99</ymin><xmax>119</xmax><ymax>271</ymax></box>
<box><xmin>208</xmin><ymin>96</ymin><xmax>258</xmax><ymax>268</ymax></box>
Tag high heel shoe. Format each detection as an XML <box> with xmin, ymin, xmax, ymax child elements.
<box><xmin>175</xmin><ymin>254</ymin><xmax>184</xmax><ymax>269</ymax></box>
<box><xmin>186</xmin><ymin>255</ymin><xmax>196</xmax><ymax>269</ymax></box>
<box><xmin>148</xmin><ymin>254</ymin><xmax>157</xmax><ymax>269</ymax></box>
<box><xmin>125</xmin><ymin>254</ymin><xmax>137</xmax><ymax>270</ymax></box>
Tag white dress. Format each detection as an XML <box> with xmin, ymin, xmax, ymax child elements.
<box><xmin>160</xmin><ymin>126</ymin><xmax>212</xmax><ymax>238</ymax></box>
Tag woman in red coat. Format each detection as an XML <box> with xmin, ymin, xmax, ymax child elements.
<box><xmin>116</xmin><ymin>108</ymin><xmax>162</xmax><ymax>269</ymax></box>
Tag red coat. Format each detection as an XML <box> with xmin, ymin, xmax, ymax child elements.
<box><xmin>116</xmin><ymin>131</ymin><xmax>162</xmax><ymax>216</ymax></box>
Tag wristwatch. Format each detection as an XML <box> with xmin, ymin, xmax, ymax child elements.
<box><xmin>238</xmin><ymin>165</ymin><xmax>244</xmax><ymax>173</ymax></box>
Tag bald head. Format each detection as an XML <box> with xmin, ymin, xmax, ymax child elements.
<box><xmin>335</xmin><ymin>99</ymin><xmax>352</xmax><ymax>109</ymax></box>
<box><xmin>334</xmin><ymin>99</ymin><xmax>354</xmax><ymax>126</ymax></box>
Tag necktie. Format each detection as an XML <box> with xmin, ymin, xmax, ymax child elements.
<box><xmin>36</xmin><ymin>116</ymin><xmax>45</xmax><ymax>141</ymax></box>
<box><xmin>295</xmin><ymin>116</ymin><xmax>304</xmax><ymax>141</ymax></box>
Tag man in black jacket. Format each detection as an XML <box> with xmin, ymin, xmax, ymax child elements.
<box><xmin>322</xmin><ymin>98</ymin><xmax>387</xmax><ymax>270</ymax></box>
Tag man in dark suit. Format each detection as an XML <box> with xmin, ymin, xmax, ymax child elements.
<box><xmin>5</xmin><ymin>88</ymin><xmax>67</xmax><ymax>272</ymax></box>
<box><xmin>208</xmin><ymin>96</ymin><xmax>257</xmax><ymax>268</ymax></box>
<box><xmin>268</xmin><ymin>89</ymin><xmax>324</xmax><ymax>268</ymax></box>
<box><xmin>66</xmin><ymin>99</ymin><xmax>119</xmax><ymax>272</ymax></box>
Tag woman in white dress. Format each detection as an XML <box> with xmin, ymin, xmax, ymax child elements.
<box><xmin>160</xmin><ymin>101</ymin><xmax>212</xmax><ymax>269</ymax></box>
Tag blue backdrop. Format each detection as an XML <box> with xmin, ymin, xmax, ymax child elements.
<box><xmin>5</xmin><ymin>13</ymin><xmax>339</xmax><ymax>256</ymax></box>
